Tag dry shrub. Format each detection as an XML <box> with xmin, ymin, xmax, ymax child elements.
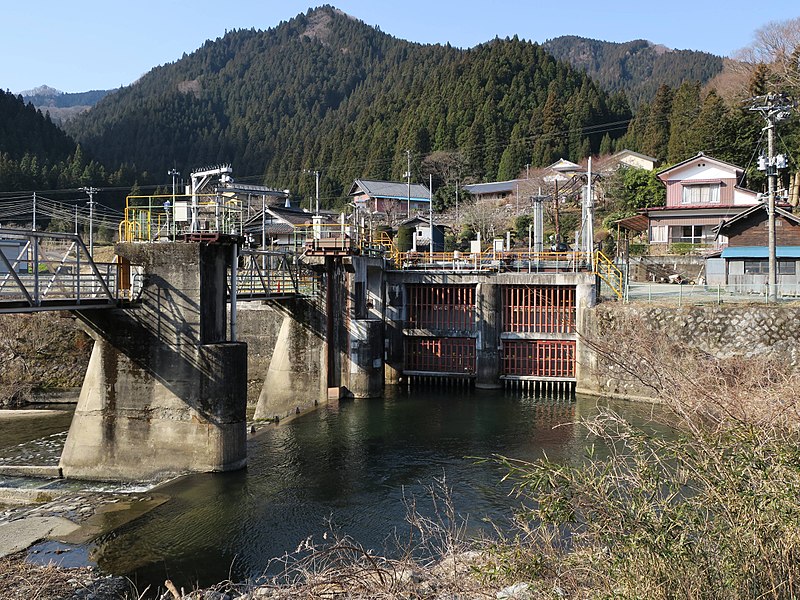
<box><xmin>246</xmin><ymin>478</ymin><xmax>493</xmax><ymax>599</ymax></box>
<box><xmin>0</xmin><ymin>551</ymin><xmax>131</xmax><ymax>599</ymax></box>
<box><xmin>492</xmin><ymin>308</ymin><xmax>800</xmax><ymax>599</ymax></box>
<box><xmin>150</xmin><ymin>479</ymin><xmax>502</xmax><ymax>599</ymax></box>
<box><xmin>0</xmin><ymin>312</ymin><xmax>90</xmax><ymax>405</ymax></box>
<box><xmin>586</xmin><ymin>308</ymin><xmax>800</xmax><ymax>430</ymax></box>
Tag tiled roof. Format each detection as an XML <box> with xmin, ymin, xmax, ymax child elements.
<box><xmin>349</xmin><ymin>179</ymin><xmax>431</xmax><ymax>202</ymax></box>
<box><xmin>463</xmin><ymin>180</ymin><xmax>517</xmax><ymax>195</ymax></box>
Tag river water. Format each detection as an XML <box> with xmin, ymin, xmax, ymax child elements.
<box><xmin>1</xmin><ymin>387</ymin><xmax>672</xmax><ymax>593</ymax></box>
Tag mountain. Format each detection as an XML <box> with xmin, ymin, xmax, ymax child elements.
<box><xmin>65</xmin><ymin>6</ymin><xmax>631</xmax><ymax>205</ymax></box>
<box><xmin>543</xmin><ymin>36</ymin><xmax>724</xmax><ymax>108</ymax></box>
<box><xmin>0</xmin><ymin>89</ymin><xmax>76</xmax><ymax>161</ymax></box>
<box><xmin>21</xmin><ymin>86</ymin><xmax>113</xmax><ymax>125</ymax></box>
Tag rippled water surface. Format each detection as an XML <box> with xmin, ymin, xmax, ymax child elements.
<box><xmin>81</xmin><ymin>388</ymin><xmax>670</xmax><ymax>592</ymax></box>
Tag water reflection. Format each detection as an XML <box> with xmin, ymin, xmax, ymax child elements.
<box><xmin>88</xmin><ymin>388</ymin><xmax>669</xmax><ymax>592</ymax></box>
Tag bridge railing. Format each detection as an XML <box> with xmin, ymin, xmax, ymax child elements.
<box><xmin>235</xmin><ymin>249</ymin><xmax>318</xmax><ymax>299</ymax></box>
<box><xmin>393</xmin><ymin>249</ymin><xmax>591</xmax><ymax>272</ymax></box>
<box><xmin>0</xmin><ymin>228</ymin><xmax>131</xmax><ymax>312</ymax></box>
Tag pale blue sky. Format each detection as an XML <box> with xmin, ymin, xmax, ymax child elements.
<box><xmin>3</xmin><ymin>1</ymin><xmax>798</xmax><ymax>94</ymax></box>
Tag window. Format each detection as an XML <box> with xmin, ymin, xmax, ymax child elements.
<box><xmin>744</xmin><ymin>260</ymin><xmax>768</xmax><ymax>274</ymax></box>
<box><xmin>743</xmin><ymin>260</ymin><xmax>797</xmax><ymax>275</ymax></box>
<box><xmin>682</xmin><ymin>184</ymin><xmax>720</xmax><ymax>205</ymax></box>
<box><xmin>650</xmin><ymin>225</ymin><xmax>667</xmax><ymax>243</ymax></box>
<box><xmin>679</xmin><ymin>225</ymin><xmax>704</xmax><ymax>243</ymax></box>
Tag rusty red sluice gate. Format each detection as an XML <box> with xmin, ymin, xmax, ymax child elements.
<box><xmin>406</xmin><ymin>284</ymin><xmax>476</xmax><ymax>330</ymax></box>
<box><xmin>502</xmin><ymin>285</ymin><xmax>576</xmax><ymax>334</ymax></box>
<box><xmin>501</xmin><ymin>340</ymin><xmax>576</xmax><ymax>379</ymax></box>
<box><xmin>404</xmin><ymin>337</ymin><xmax>477</xmax><ymax>374</ymax></box>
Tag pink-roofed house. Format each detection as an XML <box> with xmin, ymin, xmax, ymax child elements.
<box><xmin>644</xmin><ymin>152</ymin><xmax>760</xmax><ymax>252</ymax></box>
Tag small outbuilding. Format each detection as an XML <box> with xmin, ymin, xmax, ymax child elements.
<box><xmin>398</xmin><ymin>216</ymin><xmax>446</xmax><ymax>253</ymax></box>
<box><xmin>706</xmin><ymin>203</ymin><xmax>800</xmax><ymax>292</ymax></box>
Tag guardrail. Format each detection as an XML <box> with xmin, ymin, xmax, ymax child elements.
<box><xmin>626</xmin><ymin>282</ymin><xmax>800</xmax><ymax>304</ymax></box>
<box><xmin>235</xmin><ymin>249</ymin><xmax>318</xmax><ymax>299</ymax></box>
<box><xmin>119</xmin><ymin>194</ymin><xmax>246</xmax><ymax>242</ymax></box>
<box><xmin>0</xmin><ymin>228</ymin><xmax>133</xmax><ymax>313</ymax></box>
<box><xmin>393</xmin><ymin>249</ymin><xmax>592</xmax><ymax>272</ymax></box>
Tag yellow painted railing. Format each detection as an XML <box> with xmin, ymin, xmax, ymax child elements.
<box><xmin>393</xmin><ymin>249</ymin><xmax>590</xmax><ymax>271</ymax></box>
<box><xmin>118</xmin><ymin>194</ymin><xmax>245</xmax><ymax>242</ymax></box>
<box><xmin>594</xmin><ymin>250</ymin><xmax>624</xmax><ymax>299</ymax></box>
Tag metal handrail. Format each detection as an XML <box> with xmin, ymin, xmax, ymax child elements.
<box><xmin>393</xmin><ymin>249</ymin><xmax>590</xmax><ymax>272</ymax></box>
<box><xmin>0</xmin><ymin>228</ymin><xmax>134</xmax><ymax>312</ymax></box>
<box><xmin>594</xmin><ymin>250</ymin><xmax>624</xmax><ymax>299</ymax></box>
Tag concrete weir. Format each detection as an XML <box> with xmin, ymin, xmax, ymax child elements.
<box><xmin>60</xmin><ymin>241</ymin><xmax>247</xmax><ymax>481</ymax></box>
<box><xmin>55</xmin><ymin>238</ymin><xmax>598</xmax><ymax>481</ymax></box>
<box><xmin>251</xmin><ymin>254</ymin><xmax>385</xmax><ymax>421</ymax></box>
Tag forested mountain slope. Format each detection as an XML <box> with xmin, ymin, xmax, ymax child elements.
<box><xmin>0</xmin><ymin>90</ymin><xmax>135</xmax><ymax>193</ymax></box>
<box><xmin>543</xmin><ymin>36</ymin><xmax>724</xmax><ymax>108</ymax></box>
<box><xmin>0</xmin><ymin>90</ymin><xmax>76</xmax><ymax>161</ymax></box>
<box><xmin>66</xmin><ymin>6</ymin><xmax>631</xmax><ymax>203</ymax></box>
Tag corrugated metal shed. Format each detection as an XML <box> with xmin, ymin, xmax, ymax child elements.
<box><xmin>721</xmin><ymin>246</ymin><xmax>800</xmax><ymax>258</ymax></box>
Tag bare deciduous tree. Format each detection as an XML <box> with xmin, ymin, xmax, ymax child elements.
<box><xmin>735</xmin><ymin>17</ymin><xmax>800</xmax><ymax>94</ymax></box>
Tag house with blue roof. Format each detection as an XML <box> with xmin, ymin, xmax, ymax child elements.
<box><xmin>706</xmin><ymin>203</ymin><xmax>800</xmax><ymax>291</ymax></box>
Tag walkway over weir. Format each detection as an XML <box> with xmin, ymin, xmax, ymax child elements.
<box><xmin>0</xmin><ymin>229</ymin><xmax>126</xmax><ymax>314</ymax></box>
<box><xmin>0</xmin><ymin>229</ymin><xmax>317</xmax><ymax>314</ymax></box>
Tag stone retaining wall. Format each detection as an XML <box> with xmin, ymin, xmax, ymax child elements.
<box><xmin>578</xmin><ymin>302</ymin><xmax>800</xmax><ymax>399</ymax></box>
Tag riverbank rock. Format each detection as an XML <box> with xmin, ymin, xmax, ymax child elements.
<box><xmin>0</xmin><ymin>515</ymin><xmax>79</xmax><ymax>558</ymax></box>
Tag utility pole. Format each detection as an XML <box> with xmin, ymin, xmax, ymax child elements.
<box><xmin>553</xmin><ymin>179</ymin><xmax>560</xmax><ymax>249</ymax></box>
<box><xmin>303</xmin><ymin>169</ymin><xmax>321</xmax><ymax>215</ymax></box>
<box><xmin>80</xmin><ymin>187</ymin><xmax>99</xmax><ymax>256</ymax></box>
<box><xmin>405</xmin><ymin>150</ymin><xmax>411</xmax><ymax>219</ymax></box>
<box><xmin>315</xmin><ymin>170</ymin><xmax>320</xmax><ymax>215</ymax></box>
<box><xmin>32</xmin><ymin>192</ymin><xmax>36</xmax><ymax>231</ymax></box>
<box><xmin>582</xmin><ymin>157</ymin><xmax>595</xmax><ymax>269</ymax></box>
<box><xmin>429</xmin><ymin>174</ymin><xmax>434</xmax><ymax>260</ymax></box>
<box><xmin>168</xmin><ymin>168</ymin><xmax>180</xmax><ymax>197</ymax></box>
<box><xmin>751</xmin><ymin>93</ymin><xmax>794</xmax><ymax>302</ymax></box>
<box><xmin>455</xmin><ymin>173</ymin><xmax>460</xmax><ymax>224</ymax></box>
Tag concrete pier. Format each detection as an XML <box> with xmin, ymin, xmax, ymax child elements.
<box><xmin>252</xmin><ymin>299</ymin><xmax>327</xmax><ymax>421</ymax></box>
<box><xmin>60</xmin><ymin>241</ymin><xmax>247</xmax><ymax>481</ymax></box>
<box><xmin>252</xmin><ymin>254</ymin><xmax>384</xmax><ymax>419</ymax></box>
<box><xmin>476</xmin><ymin>282</ymin><xmax>500</xmax><ymax>388</ymax></box>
